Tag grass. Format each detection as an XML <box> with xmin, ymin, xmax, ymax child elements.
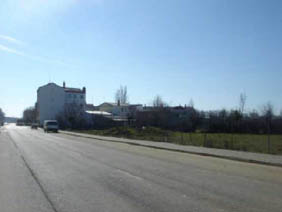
<box><xmin>75</xmin><ymin>127</ymin><xmax>282</xmax><ymax>155</ymax></box>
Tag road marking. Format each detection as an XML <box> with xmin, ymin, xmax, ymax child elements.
<box><xmin>115</xmin><ymin>169</ymin><xmax>144</xmax><ymax>181</ymax></box>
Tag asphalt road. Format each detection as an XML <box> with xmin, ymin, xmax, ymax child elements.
<box><xmin>1</xmin><ymin>124</ymin><xmax>282</xmax><ymax>212</ymax></box>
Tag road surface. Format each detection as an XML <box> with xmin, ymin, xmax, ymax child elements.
<box><xmin>1</xmin><ymin>124</ymin><xmax>282</xmax><ymax>212</ymax></box>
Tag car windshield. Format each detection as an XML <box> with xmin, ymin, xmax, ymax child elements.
<box><xmin>47</xmin><ymin>122</ymin><xmax>58</xmax><ymax>126</ymax></box>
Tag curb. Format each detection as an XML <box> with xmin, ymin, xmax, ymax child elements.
<box><xmin>60</xmin><ymin>131</ymin><xmax>282</xmax><ymax>168</ymax></box>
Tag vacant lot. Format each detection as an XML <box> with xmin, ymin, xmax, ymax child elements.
<box><xmin>76</xmin><ymin>127</ymin><xmax>282</xmax><ymax>155</ymax></box>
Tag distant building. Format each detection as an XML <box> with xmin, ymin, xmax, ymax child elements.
<box><xmin>85</xmin><ymin>104</ymin><xmax>97</xmax><ymax>111</ymax></box>
<box><xmin>37</xmin><ymin>82</ymin><xmax>86</xmax><ymax>125</ymax></box>
<box><xmin>97</xmin><ymin>102</ymin><xmax>143</xmax><ymax>120</ymax></box>
<box><xmin>98</xmin><ymin>102</ymin><xmax>130</xmax><ymax>118</ymax></box>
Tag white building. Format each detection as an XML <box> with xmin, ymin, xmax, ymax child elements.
<box><xmin>98</xmin><ymin>102</ymin><xmax>143</xmax><ymax>120</ymax></box>
<box><xmin>37</xmin><ymin>82</ymin><xmax>86</xmax><ymax>125</ymax></box>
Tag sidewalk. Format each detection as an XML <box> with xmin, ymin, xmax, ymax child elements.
<box><xmin>61</xmin><ymin>131</ymin><xmax>282</xmax><ymax>167</ymax></box>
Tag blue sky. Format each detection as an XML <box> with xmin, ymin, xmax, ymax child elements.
<box><xmin>0</xmin><ymin>0</ymin><xmax>281</xmax><ymax>117</ymax></box>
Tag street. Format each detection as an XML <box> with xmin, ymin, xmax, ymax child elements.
<box><xmin>1</xmin><ymin>124</ymin><xmax>282</xmax><ymax>212</ymax></box>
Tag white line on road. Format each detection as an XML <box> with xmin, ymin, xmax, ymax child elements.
<box><xmin>115</xmin><ymin>169</ymin><xmax>144</xmax><ymax>181</ymax></box>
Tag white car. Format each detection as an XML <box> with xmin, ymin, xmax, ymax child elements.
<box><xmin>44</xmin><ymin>120</ymin><xmax>59</xmax><ymax>133</ymax></box>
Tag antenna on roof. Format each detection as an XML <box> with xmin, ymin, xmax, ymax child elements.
<box><xmin>48</xmin><ymin>71</ymin><xmax>51</xmax><ymax>83</ymax></box>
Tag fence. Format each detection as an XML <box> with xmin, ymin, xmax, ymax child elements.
<box><xmin>147</xmin><ymin>132</ymin><xmax>282</xmax><ymax>155</ymax></box>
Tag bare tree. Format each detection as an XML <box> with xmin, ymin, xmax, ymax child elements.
<box><xmin>0</xmin><ymin>108</ymin><xmax>4</xmax><ymax>125</ymax></box>
<box><xmin>115</xmin><ymin>85</ymin><xmax>128</xmax><ymax>105</ymax></box>
<box><xmin>56</xmin><ymin>103</ymin><xmax>87</xmax><ymax>129</ymax></box>
<box><xmin>152</xmin><ymin>95</ymin><xmax>166</xmax><ymax>108</ymax></box>
<box><xmin>239</xmin><ymin>92</ymin><xmax>247</xmax><ymax>114</ymax></box>
<box><xmin>249</xmin><ymin>109</ymin><xmax>259</xmax><ymax>119</ymax></box>
<box><xmin>261</xmin><ymin>102</ymin><xmax>274</xmax><ymax>153</ymax></box>
<box><xmin>23</xmin><ymin>107</ymin><xmax>37</xmax><ymax>124</ymax></box>
<box><xmin>188</xmin><ymin>98</ymin><xmax>194</xmax><ymax>108</ymax></box>
<box><xmin>261</xmin><ymin>102</ymin><xmax>274</xmax><ymax>120</ymax></box>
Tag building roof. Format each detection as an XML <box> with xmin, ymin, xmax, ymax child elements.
<box><xmin>37</xmin><ymin>82</ymin><xmax>59</xmax><ymax>92</ymax></box>
<box><xmin>64</xmin><ymin>87</ymin><xmax>84</xmax><ymax>94</ymax></box>
<box><xmin>129</xmin><ymin>104</ymin><xmax>143</xmax><ymax>107</ymax></box>
<box><xmin>99</xmin><ymin>102</ymin><xmax>130</xmax><ymax>107</ymax></box>
<box><xmin>37</xmin><ymin>82</ymin><xmax>85</xmax><ymax>94</ymax></box>
<box><xmin>85</xmin><ymin>110</ymin><xmax>112</xmax><ymax>116</ymax></box>
<box><xmin>85</xmin><ymin>104</ymin><xmax>98</xmax><ymax>111</ymax></box>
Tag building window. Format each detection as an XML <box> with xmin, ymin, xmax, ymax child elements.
<box><xmin>68</xmin><ymin>94</ymin><xmax>72</xmax><ymax>98</ymax></box>
<box><xmin>80</xmin><ymin>95</ymin><xmax>84</xmax><ymax>99</ymax></box>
